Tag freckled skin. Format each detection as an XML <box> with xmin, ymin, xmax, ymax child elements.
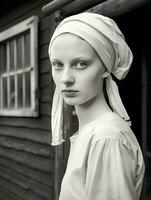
<box><xmin>50</xmin><ymin>33</ymin><xmax>106</xmax><ymax>106</ymax></box>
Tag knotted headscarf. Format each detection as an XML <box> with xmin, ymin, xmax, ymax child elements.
<box><xmin>48</xmin><ymin>12</ymin><xmax>133</xmax><ymax>146</ymax></box>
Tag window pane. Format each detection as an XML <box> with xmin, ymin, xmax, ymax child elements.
<box><xmin>0</xmin><ymin>16</ymin><xmax>38</xmax><ymax>116</ymax></box>
<box><xmin>2</xmin><ymin>77</ymin><xmax>7</xmax><ymax>108</ymax></box>
<box><xmin>10</xmin><ymin>76</ymin><xmax>15</xmax><ymax>108</ymax></box>
<box><xmin>17</xmin><ymin>74</ymin><xmax>23</xmax><ymax>108</ymax></box>
<box><xmin>17</xmin><ymin>36</ymin><xmax>23</xmax><ymax>69</ymax></box>
<box><xmin>25</xmin><ymin>31</ymin><xmax>30</xmax><ymax>67</ymax></box>
<box><xmin>25</xmin><ymin>72</ymin><xmax>31</xmax><ymax>107</ymax></box>
<box><xmin>0</xmin><ymin>43</ymin><xmax>7</xmax><ymax>75</ymax></box>
<box><xmin>10</xmin><ymin>40</ymin><xmax>15</xmax><ymax>72</ymax></box>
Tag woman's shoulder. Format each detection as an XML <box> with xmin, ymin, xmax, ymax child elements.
<box><xmin>93</xmin><ymin>111</ymin><xmax>131</xmax><ymax>132</ymax></box>
<box><xmin>91</xmin><ymin>112</ymin><xmax>134</xmax><ymax>147</ymax></box>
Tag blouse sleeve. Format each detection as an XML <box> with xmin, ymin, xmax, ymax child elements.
<box><xmin>85</xmin><ymin>137</ymin><xmax>137</xmax><ymax>200</ymax></box>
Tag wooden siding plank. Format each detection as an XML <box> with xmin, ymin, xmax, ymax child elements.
<box><xmin>0</xmin><ymin>176</ymin><xmax>44</xmax><ymax>200</ymax></box>
<box><xmin>0</xmin><ymin>186</ymin><xmax>21</xmax><ymax>200</ymax></box>
<box><xmin>0</xmin><ymin>165</ymin><xmax>51</xmax><ymax>199</ymax></box>
<box><xmin>40</xmin><ymin>102</ymin><xmax>52</xmax><ymax>116</ymax></box>
<box><xmin>39</xmin><ymin>44</ymin><xmax>49</xmax><ymax>59</ymax></box>
<box><xmin>0</xmin><ymin>146</ymin><xmax>52</xmax><ymax>172</ymax></box>
<box><xmin>0</xmin><ymin>126</ymin><xmax>52</xmax><ymax>145</ymax></box>
<box><xmin>0</xmin><ymin>135</ymin><xmax>51</xmax><ymax>157</ymax></box>
<box><xmin>39</xmin><ymin>58</ymin><xmax>51</xmax><ymax>74</ymax></box>
<box><xmin>40</xmin><ymin>29</ymin><xmax>52</xmax><ymax>45</ymax></box>
<box><xmin>39</xmin><ymin>15</ymin><xmax>55</xmax><ymax>32</ymax></box>
<box><xmin>40</xmin><ymin>86</ymin><xmax>53</xmax><ymax>102</ymax></box>
<box><xmin>0</xmin><ymin>155</ymin><xmax>54</xmax><ymax>187</ymax></box>
<box><xmin>0</xmin><ymin>116</ymin><xmax>51</xmax><ymax>130</ymax></box>
<box><xmin>39</xmin><ymin>72</ymin><xmax>52</xmax><ymax>88</ymax></box>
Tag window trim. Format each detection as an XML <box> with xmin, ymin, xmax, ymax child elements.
<box><xmin>0</xmin><ymin>16</ymin><xmax>39</xmax><ymax>117</ymax></box>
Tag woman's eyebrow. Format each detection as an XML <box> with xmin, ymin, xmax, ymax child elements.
<box><xmin>50</xmin><ymin>58</ymin><xmax>61</xmax><ymax>62</ymax></box>
<box><xmin>51</xmin><ymin>57</ymin><xmax>91</xmax><ymax>63</ymax></box>
<box><xmin>72</xmin><ymin>57</ymin><xmax>91</xmax><ymax>61</ymax></box>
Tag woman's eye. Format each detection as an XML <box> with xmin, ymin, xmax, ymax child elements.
<box><xmin>76</xmin><ymin>61</ymin><xmax>88</xmax><ymax>70</ymax></box>
<box><xmin>51</xmin><ymin>62</ymin><xmax>63</xmax><ymax>70</ymax></box>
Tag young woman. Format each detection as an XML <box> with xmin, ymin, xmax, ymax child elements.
<box><xmin>48</xmin><ymin>12</ymin><xmax>145</xmax><ymax>200</ymax></box>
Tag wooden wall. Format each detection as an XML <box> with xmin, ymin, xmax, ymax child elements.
<box><xmin>0</xmin><ymin>0</ymin><xmax>55</xmax><ymax>199</ymax></box>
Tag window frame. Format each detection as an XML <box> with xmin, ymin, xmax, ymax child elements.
<box><xmin>0</xmin><ymin>16</ymin><xmax>39</xmax><ymax>117</ymax></box>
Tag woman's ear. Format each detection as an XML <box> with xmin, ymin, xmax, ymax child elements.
<box><xmin>102</xmin><ymin>71</ymin><xmax>109</xmax><ymax>78</ymax></box>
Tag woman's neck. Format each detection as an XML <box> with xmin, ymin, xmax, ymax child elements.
<box><xmin>75</xmin><ymin>93</ymin><xmax>112</xmax><ymax>130</ymax></box>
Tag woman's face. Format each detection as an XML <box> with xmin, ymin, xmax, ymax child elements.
<box><xmin>50</xmin><ymin>33</ymin><xmax>106</xmax><ymax>106</ymax></box>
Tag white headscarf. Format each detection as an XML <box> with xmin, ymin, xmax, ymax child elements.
<box><xmin>48</xmin><ymin>12</ymin><xmax>133</xmax><ymax>146</ymax></box>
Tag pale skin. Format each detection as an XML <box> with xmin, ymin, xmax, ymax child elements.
<box><xmin>50</xmin><ymin>33</ymin><xmax>112</xmax><ymax>130</ymax></box>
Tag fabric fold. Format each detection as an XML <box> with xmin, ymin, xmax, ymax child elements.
<box><xmin>51</xmin><ymin>86</ymin><xmax>64</xmax><ymax>146</ymax></box>
<box><xmin>106</xmin><ymin>75</ymin><xmax>131</xmax><ymax>126</ymax></box>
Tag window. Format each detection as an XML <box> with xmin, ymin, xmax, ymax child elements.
<box><xmin>0</xmin><ymin>16</ymin><xmax>39</xmax><ymax>117</ymax></box>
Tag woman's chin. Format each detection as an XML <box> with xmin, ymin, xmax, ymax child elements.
<box><xmin>63</xmin><ymin>96</ymin><xmax>96</xmax><ymax>106</ymax></box>
<box><xmin>64</xmin><ymin>99</ymin><xmax>78</xmax><ymax>106</ymax></box>
<box><xmin>63</xmin><ymin>97</ymin><xmax>81</xmax><ymax>106</ymax></box>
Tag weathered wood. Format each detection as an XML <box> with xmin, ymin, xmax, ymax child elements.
<box><xmin>40</xmin><ymin>72</ymin><xmax>52</xmax><ymax>88</ymax></box>
<box><xmin>42</xmin><ymin>0</ymin><xmax>76</xmax><ymax>15</ymax></box>
<box><xmin>0</xmin><ymin>126</ymin><xmax>51</xmax><ymax>144</ymax></box>
<box><xmin>40</xmin><ymin>29</ymin><xmax>52</xmax><ymax>45</ymax></box>
<box><xmin>61</xmin><ymin>0</ymin><xmax>106</xmax><ymax>16</ymax></box>
<box><xmin>0</xmin><ymin>176</ymin><xmax>43</xmax><ymax>200</ymax></box>
<box><xmin>0</xmin><ymin>0</ymin><xmax>54</xmax><ymax>199</ymax></box>
<box><xmin>39</xmin><ymin>58</ymin><xmax>51</xmax><ymax>74</ymax></box>
<box><xmin>0</xmin><ymin>116</ymin><xmax>51</xmax><ymax>130</ymax></box>
<box><xmin>88</xmin><ymin>0</ymin><xmax>150</xmax><ymax>17</ymax></box>
<box><xmin>39</xmin><ymin>15</ymin><xmax>55</xmax><ymax>31</ymax></box>
<box><xmin>0</xmin><ymin>165</ymin><xmax>51</xmax><ymax>199</ymax></box>
<box><xmin>40</xmin><ymin>86</ymin><xmax>53</xmax><ymax>102</ymax></box>
<box><xmin>0</xmin><ymin>186</ymin><xmax>21</xmax><ymax>200</ymax></box>
<box><xmin>42</xmin><ymin>0</ymin><xmax>150</xmax><ymax>17</ymax></box>
<box><xmin>0</xmin><ymin>156</ymin><xmax>54</xmax><ymax>187</ymax></box>
<box><xmin>0</xmin><ymin>146</ymin><xmax>52</xmax><ymax>172</ymax></box>
<box><xmin>42</xmin><ymin>0</ymin><xmax>106</xmax><ymax>16</ymax></box>
<box><xmin>40</xmin><ymin>102</ymin><xmax>52</xmax><ymax>116</ymax></box>
<box><xmin>39</xmin><ymin>43</ymin><xmax>50</xmax><ymax>59</ymax></box>
<box><xmin>0</xmin><ymin>135</ymin><xmax>51</xmax><ymax>157</ymax></box>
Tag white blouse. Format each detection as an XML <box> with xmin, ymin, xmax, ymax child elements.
<box><xmin>59</xmin><ymin>112</ymin><xmax>145</xmax><ymax>200</ymax></box>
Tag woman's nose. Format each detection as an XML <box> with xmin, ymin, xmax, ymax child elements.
<box><xmin>61</xmin><ymin>68</ymin><xmax>75</xmax><ymax>86</ymax></box>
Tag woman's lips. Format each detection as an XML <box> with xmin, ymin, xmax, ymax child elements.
<box><xmin>62</xmin><ymin>90</ymin><xmax>79</xmax><ymax>97</ymax></box>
